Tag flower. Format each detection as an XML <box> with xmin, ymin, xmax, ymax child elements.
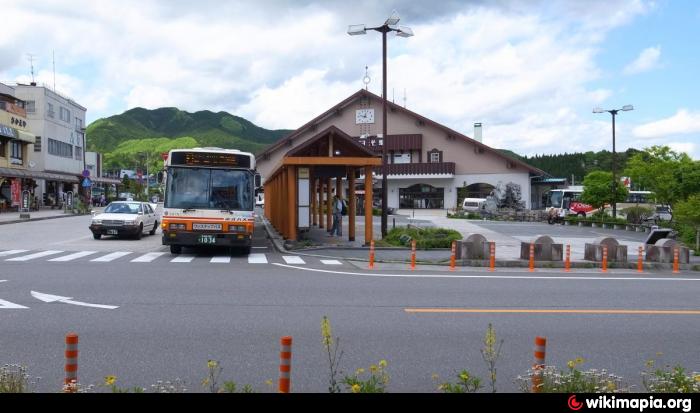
<box><xmin>459</xmin><ymin>372</ymin><xmax>470</xmax><ymax>381</ymax></box>
<box><xmin>379</xmin><ymin>360</ymin><xmax>387</xmax><ymax>368</ymax></box>
<box><xmin>207</xmin><ymin>360</ymin><xmax>218</xmax><ymax>369</ymax></box>
<box><xmin>351</xmin><ymin>384</ymin><xmax>361</xmax><ymax>393</ymax></box>
<box><xmin>575</xmin><ymin>357</ymin><xmax>585</xmax><ymax>365</ymax></box>
<box><xmin>607</xmin><ymin>381</ymin><xmax>617</xmax><ymax>392</ymax></box>
<box><xmin>694</xmin><ymin>375</ymin><xmax>700</xmax><ymax>383</ymax></box>
<box><xmin>567</xmin><ymin>360</ymin><xmax>576</xmax><ymax>369</ymax></box>
<box><xmin>104</xmin><ymin>375</ymin><xmax>117</xmax><ymax>386</ymax></box>
<box><xmin>321</xmin><ymin>316</ymin><xmax>333</xmax><ymax>347</ymax></box>
<box><xmin>370</xmin><ymin>364</ymin><xmax>378</xmax><ymax>373</ymax></box>
<box><xmin>355</xmin><ymin>368</ymin><xmax>365</xmax><ymax>375</ymax></box>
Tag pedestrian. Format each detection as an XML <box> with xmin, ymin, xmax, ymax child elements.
<box><xmin>329</xmin><ymin>194</ymin><xmax>343</xmax><ymax>237</ymax></box>
<box><xmin>100</xmin><ymin>193</ymin><xmax>106</xmax><ymax>207</ymax></box>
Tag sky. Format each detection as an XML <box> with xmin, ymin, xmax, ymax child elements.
<box><xmin>1</xmin><ymin>0</ymin><xmax>698</xmax><ymax>159</ymax></box>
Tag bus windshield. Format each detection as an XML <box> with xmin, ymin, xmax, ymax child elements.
<box><xmin>165</xmin><ymin>167</ymin><xmax>253</xmax><ymax>210</ymax></box>
<box><xmin>547</xmin><ymin>191</ymin><xmax>563</xmax><ymax>208</ymax></box>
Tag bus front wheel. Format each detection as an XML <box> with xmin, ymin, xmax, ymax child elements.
<box><xmin>170</xmin><ymin>245</ymin><xmax>182</xmax><ymax>254</ymax></box>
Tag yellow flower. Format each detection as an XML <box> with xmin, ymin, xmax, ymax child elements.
<box><xmin>321</xmin><ymin>316</ymin><xmax>333</xmax><ymax>347</ymax></box>
<box><xmin>379</xmin><ymin>359</ymin><xmax>387</xmax><ymax>368</ymax></box>
<box><xmin>459</xmin><ymin>372</ymin><xmax>470</xmax><ymax>381</ymax></box>
<box><xmin>207</xmin><ymin>360</ymin><xmax>218</xmax><ymax>369</ymax></box>
<box><xmin>355</xmin><ymin>368</ymin><xmax>365</xmax><ymax>375</ymax></box>
<box><xmin>104</xmin><ymin>375</ymin><xmax>117</xmax><ymax>386</ymax></box>
<box><xmin>646</xmin><ymin>359</ymin><xmax>655</xmax><ymax>368</ymax></box>
<box><xmin>607</xmin><ymin>381</ymin><xmax>617</xmax><ymax>391</ymax></box>
<box><xmin>370</xmin><ymin>364</ymin><xmax>378</xmax><ymax>373</ymax></box>
<box><xmin>265</xmin><ymin>379</ymin><xmax>274</xmax><ymax>387</ymax></box>
<box><xmin>575</xmin><ymin>357</ymin><xmax>585</xmax><ymax>365</ymax></box>
<box><xmin>694</xmin><ymin>375</ymin><xmax>700</xmax><ymax>383</ymax></box>
<box><xmin>351</xmin><ymin>384</ymin><xmax>361</xmax><ymax>393</ymax></box>
<box><xmin>567</xmin><ymin>360</ymin><xmax>576</xmax><ymax>369</ymax></box>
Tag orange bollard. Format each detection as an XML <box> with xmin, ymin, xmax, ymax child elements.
<box><xmin>489</xmin><ymin>242</ymin><xmax>495</xmax><ymax>272</ymax></box>
<box><xmin>449</xmin><ymin>240</ymin><xmax>456</xmax><ymax>272</ymax></box>
<box><xmin>528</xmin><ymin>242</ymin><xmax>535</xmax><ymax>272</ymax></box>
<box><xmin>637</xmin><ymin>245</ymin><xmax>644</xmax><ymax>273</ymax></box>
<box><xmin>278</xmin><ymin>336</ymin><xmax>293</xmax><ymax>393</ymax></box>
<box><xmin>565</xmin><ymin>244</ymin><xmax>571</xmax><ymax>273</ymax></box>
<box><xmin>601</xmin><ymin>245</ymin><xmax>608</xmax><ymax>273</ymax></box>
<box><xmin>410</xmin><ymin>239</ymin><xmax>417</xmax><ymax>271</ymax></box>
<box><xmin>368</xmin><ymin>240</ymin><xmax>375</xmax><ymax>269</ymax></box>
<box><xmin>673</xmin><ymin>247</ymin><xmax>680</xmax><ymax>274</ymax></box>
<box><xmin>532</xmin><ymin>336</ymin><xmax>547</xmax><ymax>393</ymax></box>
<box><xmin>64</xmin><ymin>333</ymin><xmax>78</xmax><ymax>392</ymax></box>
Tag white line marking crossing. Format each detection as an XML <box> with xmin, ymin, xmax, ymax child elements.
<box><xmin>0</xmin><ymin>299</ymin><xmax>28</xmax><ymax>309</ymax></box>
<box><xmin>248</xmin><ymin>253</ymin><xmax>268</xmax><ymax>264</ymax></box>
<box><xmin>131</xmin><ymin>252</ymin><xmax>167</xmax><ymax>262</ymax></box>
<box><xmin>90</xmin><ymin>251</ymin><xmax>132</xmax><ymax>262</ymax></box>
<box><xmin>210</xmin><ymin>256</ymin><xmax>231</xmax><ymax>263</ymax></box>
<box><xmin>282</xmin><ymin>256</ymin><xmax>305</xmax><ymax>264</ymax></box>
<box><xmin>321</xmin><ymin>260</ymin><xmax>343</xmax><ymax>265</ymax></box>
<box><xmin>6</xmin><ymin>250</ymin><xmax>64</xmax><ymax>261</ymax></box>
<box><xmin>170</xmin><ymin>255</ymin><xmax>196</xmax><ymax>263</ymax></box>
<box><xmin>0</xmin><ymin>250</ymin><xmax>29</xmax><ymax>257</ymax></box>
<box><xmin>49</xmin><ymin>251</ymin><xmax>98</xmax><ymax>262</ymax></box>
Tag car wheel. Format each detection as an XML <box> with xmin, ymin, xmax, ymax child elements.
<box><xmin>149</xmin><ymin>221</ymin><xmax>158</xmax><ymax>235</ymax></box>
<box><xmin>135</xmin><ymin>223</ymin><xmax>143</xmax><ymax>240</ymax></box>
<box><xmin>170</xmin><ymin>245</ymin><xmax>182</xmax><ymax>254</ymax></box>
<box><xmin>93</xmin><ymin>233</ymin><xmax>101</xmax><ymax>240</ymax></box>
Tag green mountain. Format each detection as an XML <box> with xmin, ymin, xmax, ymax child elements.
<box><xmin>86</xmin><ymin>107</ymin><xmax>292</xmax><ymax>155</ymax></box>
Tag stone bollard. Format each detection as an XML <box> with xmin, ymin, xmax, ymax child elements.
<box><xmin>645</xmin><ymin>238</ymin><xmax>690</xmax><ymax>264</ymax></box>
<box><xmin>456</xmin><ymin>233</ymin><xmax>490</xmax><ymax>264</ymax></box>
<box><xmin>519</xmin><ymin>235</ymin><xmax>563</xmax><ymax>261</ymax></box>
<box><xmin>584</xmin><ymin>236</ymin><xmax>628</xmax><ymax>263</ymax></box>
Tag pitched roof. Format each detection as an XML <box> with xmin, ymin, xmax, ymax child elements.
<box><xmin>256</xmin><ymin>89</ymin><xmax>547</xmax><ymax>176</ymax></box>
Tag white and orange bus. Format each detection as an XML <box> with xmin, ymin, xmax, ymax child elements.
<box><xmin>161</xmin><ymin>148</ymin><xmax>261</xmax><ymax>254</ymax></box>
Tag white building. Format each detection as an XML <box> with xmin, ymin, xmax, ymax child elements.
<box><xmin>14</xmin><ymin>83</ymin><xmax>87</xmax><ymax>207</ymax></box>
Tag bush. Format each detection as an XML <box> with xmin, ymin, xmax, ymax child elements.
<box><xmin>448</xmin><ymin>211</ymin><xmax>482</xmax><ymax>220</ymax></box>
<box><xmin>622</xmin><ymin>206</ymin><xmax>653</xmax><ymax>224</ymax></box>
<box><xmin>517</xmin><ymin>358</ymin><xmax>632</xmax><ymax>393</ymax></box>
<box><xmin>384</xmin><ymin>227</ymin><xmax>462</xmax><ymax>249</ymax></box>
<box><xmin>642</xmin><ymin>356</ymin><xmax>700</xmax><ymax>393</ymax></box>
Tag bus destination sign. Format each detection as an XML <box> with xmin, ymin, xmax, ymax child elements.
<box><xmin>170</xmin><ymin>152</ymin><xmax>251</xmax><ymax>168</ymax></box>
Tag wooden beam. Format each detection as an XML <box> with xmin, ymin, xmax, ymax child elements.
<box><xmin>364</xmin><ymin>166</ymin><xmax>373</xmax><ymax>245</ymax></box>
<box><xmin>318</xmin><ymin>180</ymin><xmax>324</xmax><ymax>229</ymax></box>
<box><xmin>348</xmin><ymin>167</ymin><xmax>356</xmax><ymax>242</ymax></box>
<box><xmin>287</xmin><ymin>165</ymin><xmax>297</xmax><ymax>241</ymax></box>
<box><xmin>311</xmin><ymin>177</ymin><xmax>318</xmax><ymax>227</ymax></box>
<box><xmin>283</xmin><ymin>156</ymin><xmax>382</xmax><ymax>166</ymax></box>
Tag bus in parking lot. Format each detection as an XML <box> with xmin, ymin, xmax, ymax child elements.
<box><xmin>161</xmin><ymin>148</ymin><xmax>261</xmax><ymax>254</ymax></box>
<box><xmin>544</xmin><ymin>186</ymin><xmax>653</xmax><ymax>219</ymax></box>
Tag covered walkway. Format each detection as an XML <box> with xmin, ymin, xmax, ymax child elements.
<box><xmin>263</xmin><ymin>126</ymin><xmax>382</xmax><ymax>245</ymax></box>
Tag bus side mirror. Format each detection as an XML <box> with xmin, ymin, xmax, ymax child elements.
<box><xmin>254</xmin><ymin>173</ymin><xmax>262</xmax><ymax>189</ymax></box>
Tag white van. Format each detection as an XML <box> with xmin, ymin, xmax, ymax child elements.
<box><xmin>462</xmin><ymin>198</ymin><xmax>486</xmax><ymax>211</ymax></box>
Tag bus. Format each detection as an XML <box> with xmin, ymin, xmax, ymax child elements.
<box><xmin>544</xmin><ymin>186</ymin><xmax>653</xmax><ymax>219</ymax></box>
<box><xmin>161</xmin><ymin>148</ymin><xmax>261</xmax><ymax>254</ymax></box>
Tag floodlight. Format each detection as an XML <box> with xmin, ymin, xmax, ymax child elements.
<box><xmin>347</xmin><ymin>24</ymin><xmax>367</xmax><ymax>35</ymax></box>
<box><xmin>385</xmin><ymin>10</ymin><xmax>400</xmax><ymax>26</ymax></box>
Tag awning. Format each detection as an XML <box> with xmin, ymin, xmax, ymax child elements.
<box><xmin>0</xmin><ymin>167</ymin><xmax>80</xmax><ymax>183</ymax></box>
<box><xmin>16</xmin><ymin>130</ymin><xmax>35</xmax><ymax>143</ymax></box>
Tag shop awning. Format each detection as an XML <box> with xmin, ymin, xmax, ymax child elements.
<box><xmin>16</xmin><ymin>130</ymin><xmax>35</xmax><ymax>143</ymax></box>
<box><xmin>0</xmin><ymin>167</ymin><xmax>80</xmax><ymax>183</ymax></box>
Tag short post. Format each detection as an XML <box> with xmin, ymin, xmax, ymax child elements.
<box><xmin>368</xmin><ymin>240</ymin><xmax>375</xmax><ymax>270</ymax></box>
<box><xmin>637</xmin><ymin>245</ymin><xmax>644</xmax><ymax>273</ymax></box>
<box><xmin>64</xmin><ymin>333</ymin><xmax>79</xmax><ymax>392</ymax></box>
<box><xmin>279</xmin><ymin>336</ymin><xmax>293</xmax><ymax>393</ymax></box>
<box><xmin>489</xmin><ymin>242</ymin><xmax>495</xmax><ymax>272</ymax></box>
<box><xmin>410</xmin><ymin>239</ymin><xmax>417</xmax><ymax>271</ymax></box>
<box><xmin>565</xmin><ymin>244</ymin><xmax>571</xmax><ymax>273</ymax></box>
<box><xmin>673</xmin><ymin>247</ymin><xmax>680</xmax><ymax>274</ymax></box>
<box><xmin>449</xmin><ymin>240</ymin><xmax>456</xmax><ymax>272</ymax></box>
<box><xmin>532</xmin><ymin>336</ymin><xmax>547</xmax><ymax>393</ymax></box>
<box><xmin>528</xmin><ymin>242</ymin><xmax>535</xmax><ymax>272</ymax></box>
<box><xmin>601</xmin><ymin>245</ymin><xmax>608</xmax><ymax>273</ymax></box>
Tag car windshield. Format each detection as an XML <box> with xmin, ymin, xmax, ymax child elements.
<box><xmin>165</xmin><ymin>167</ymin><xmax>253</xmax><ymax>210</ymax></box>
<box><xmin>104</xmin><ymin>203</ymin><xmax>140</xmax><ymax>214</ymax></box>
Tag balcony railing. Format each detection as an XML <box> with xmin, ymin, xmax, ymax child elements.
<box><xmin>385</xmin><ymin>162</ymin><xmax>455</xmax><ymax>176</ymax></box>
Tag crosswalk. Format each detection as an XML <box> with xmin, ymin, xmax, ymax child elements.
<box><xmin>0</xmin><ymin>249</ymin><xmax>344</xmax><ymax>267</ymax></box>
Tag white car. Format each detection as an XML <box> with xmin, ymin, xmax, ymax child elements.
<box><xmin>89</xmin><ymin>201</ymin><xmax>159</xmax><ymax>240</ymax></box>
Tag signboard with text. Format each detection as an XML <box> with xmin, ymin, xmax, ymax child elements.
<box><xmin>10</xmin><ymin>179</ymin><xmax>20</xmax><ymax>207</ymax></box>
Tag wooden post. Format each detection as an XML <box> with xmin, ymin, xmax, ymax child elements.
<box><xmin>348</xmin><ymin>168</ymin><xmax>356</xmax><ymax>242</ymax></box>
<box><xmin>364</xmin><ymin>166</ymin><xmax>373</xmax><ymax>245</ymax></box>
<box><xmin>287</xmin><ymin>166</ymin><xmax>297</xmax><ymax>241</ymax></box>
<box><xmin>326</xmin><ymin>178</ymin><xmax>332</xmax><ymax>232</ymax></box>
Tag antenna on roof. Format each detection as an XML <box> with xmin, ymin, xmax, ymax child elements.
<box><xmin>27</xmin><ymin>53</ymin><xmax>36</xmax><ymax>84</ymax></box>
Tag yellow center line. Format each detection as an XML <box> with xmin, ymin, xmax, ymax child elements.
<box><xmin>404</xmin><ymin>308</ymin><xmax>700</xmax><ymax>315</ymax></box>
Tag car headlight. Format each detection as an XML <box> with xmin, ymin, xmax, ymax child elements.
<box><xmin>124</xmin><ymin>220</ymin><xmax>136</xmax><ymax>225</ymax></box>
<box><xmin>169</xmin><ymin>223</ymin><xmax>186</xmax><ymax>230</ymax></box>
<box><xmin>92</xmin><ymin>219</ymin><xmax>102</xmax><ymax>225</ymax></box>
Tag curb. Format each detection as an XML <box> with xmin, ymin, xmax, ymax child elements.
<box><xmin>0</xmin><ymin>212</ymin><xmax>92</xmax><ymax>226</ymax></box>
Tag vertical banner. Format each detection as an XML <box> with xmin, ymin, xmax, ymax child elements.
<box><xmin>11</xmin><ymin>179</ymin><xmax>21</xmax><ymax>207</ymax></box>
<box><xmin>297</xmin><ymin>168</ymin><xmax>310</xmax><ymax>229</ymax></box>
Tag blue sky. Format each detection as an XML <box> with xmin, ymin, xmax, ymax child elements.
<box><xmin>0</xmin><ymin>0</ymin><xmax>698</xmax><ymax>158</ymax></box>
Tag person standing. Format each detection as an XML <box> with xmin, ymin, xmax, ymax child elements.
<box><xmin>329</xmin><ymin>195</ymin><xmax>344</xmax><ymax>237</ymax></box>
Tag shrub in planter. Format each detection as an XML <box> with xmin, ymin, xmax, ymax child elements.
<box><xmin>623</xmin><ymin>206</ymin><xmax>653</xmax><ymax>224</ymax></box>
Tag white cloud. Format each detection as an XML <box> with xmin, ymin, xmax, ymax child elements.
<box><xmin>633</xmin><ymin>109</ymin><xmax>700</xmax><ymax>138</ymax></box>
<box><xmin>623</xmin><ymin>46</ymin><xmax>662</xmax><ymax>75</ymax></box>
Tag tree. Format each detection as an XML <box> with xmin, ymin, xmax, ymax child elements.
<box><xmin>581</xmin><ymin>171</ymin><xmax>628</xmax><ymax>215</ymax></box>
<box><xmin>624</xmin><ymin>146</ymin><xmax>694</xmax><ymax>207</ymax></box>
<box><xmin>674</xmin><ymin>195</ymin><xmax>700</xmax><ymax>251</ymax></box>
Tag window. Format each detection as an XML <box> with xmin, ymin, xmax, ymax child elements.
<box><xmin>48</xmin><ymin>138</ymin><xmax>73</xmax><ymax>158</ymax></box>
<box><xmin>75</xmin><ymin>146</ymin><xmax>83</xmax><ymax>160</ymax></box>
<box><xmin>10</xmin><ymin>140</ymin><xmax>23</xmax><ymax>163</ymax></box>
<box><xmin>34</xmin><ymin>136</ymin><xmax>42</xmax><ymax>152</ymax></box>
<box><xmin>59</xmin><ymin>107</ymin><xmax>71</xmax><ymax>122</ymax></box>
<box><xmin>47</xmin><ymin>103</ymin><xmax>55</xmax><ymax>118</ymax></box>
<box><xmin>427</xmin><ymin>149</ymin><xmax>442</xmax><ymax>163</ymax></box>
<box><xmin>25</xmin><ymin>101</ymin><xmax>35</xmax><ymax>113</ymax></box>
<box><xmin>75</xmin><ymin>117</ymin><xmax>82</xmax><ymax>130</ymax></box>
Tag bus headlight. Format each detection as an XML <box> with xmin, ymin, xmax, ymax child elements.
<box><xmin>169</xmin><ymin>223</ymin><xmax>186</xmax><ymax>230</ymax></box>
<box><xmin>229</xmin><ymin>225</ymin><xmax>246</xmax><ymax>232</ymax></box>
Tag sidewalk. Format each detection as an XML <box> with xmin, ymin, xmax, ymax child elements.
<box><xmin>0</xmin><ymin>208</ymin><xmax>91</xmax><ymax>225</ymax></box>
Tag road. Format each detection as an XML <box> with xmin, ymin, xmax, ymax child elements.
<box><xmin>0</xmin><ymin>214</ymin><xmax>698</xmax><ymax>392</ymax></box>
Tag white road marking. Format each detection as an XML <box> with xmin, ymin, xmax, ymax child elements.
<box><xmin>30</xmin><ymin>291</ymin><xmax>119</xmax><ymax>310</ymax></box>
<box><xmin>6</xmin><ymin>250</ymin><xmax>64</xmax><ymax>261</ymax></box>
<box><xmin>271</xmin><ymin>263</ymin><xmax>700</xmax><ymax>282</ymax></box>
<box><xmin>90</xmin><ymin>251</ymin><xmax>133</xmax><ymax>262</ymax></box>
<box><xmin>170</xmin><ymin>255</ymin><xmax>196</xmax><ymax>263</ymax></box>
<box><xmin>49</xmin><ymin>251</ymin><xmax>98</xmax><ymax>262</ymax></box>
<box><xmin>248</xmin><ymin>253</ymin><xmax>268</xmax><ymax>264</ymax></box>
<box><xmin>321</xmin><ymin>260</ymin><xmax>343</xmax><ymax>265</ymax></box>
<box><xmin>0</xmin><ymin>299</ymin><xmax>28</xmax><ymax>309</ymax></box>
<box><xmin>131</xmin><ymin>252</ymin><xmax>167</xmax><ymax>262</ymax></box>
<box><xmin>282</xmin><ymin>256</ymin><xmax>305</xmax><ymax>264</ymax></box>
<box><xmin>0</xmin><ymin>250</ymin><xmax>29</xmax><ymax>257</ymax></box>
<box><xmin>211</xmin><ymin>256</ymin><xmax>231</xmax><ymax>263</ymax></box>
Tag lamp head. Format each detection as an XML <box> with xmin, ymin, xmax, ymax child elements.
<box><xmin>592</xmin><ymin>107</ymin><xmax>606</xmax><ymax>114</ymax></box>
<box><xmin>347</xmin><ymin>24</ymin><xmax>367</xmax><ymax>35</ymax></box>
<box><xmin>395</xmin><ymin>25</ymin><xmax>414</xmax><ymax>38</ymax></box>
<box><xmin>621</xmin><ymin>105</ymin><xmax>634</xmax><ymax>111</ymax></box>
<box><xmin>385</xmin><ymin>10</ymin><xmax>400</xmax><ymax>26</ymax></box>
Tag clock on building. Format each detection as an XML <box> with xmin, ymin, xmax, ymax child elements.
<box><xmin>355</xmin><ymin>108</ymin><xmax>375</xmax><ymax>124</ymax></box>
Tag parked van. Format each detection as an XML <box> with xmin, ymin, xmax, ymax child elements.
<box><xmin>462</xmin><ymin>198</ymin><xmax>487</xmax><ymax>211</ymax></box>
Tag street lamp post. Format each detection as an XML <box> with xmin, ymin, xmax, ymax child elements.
<box><xmin>348</xmin><ymin>11</ymin><xmax>413</xmax><ymax>238</ymax></box>
<box><xmin>593</xmin><ymin>105</ymin><xmax>634</xmax><ymax>219</ymax></box>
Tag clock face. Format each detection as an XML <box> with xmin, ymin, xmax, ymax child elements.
<box><xmin>355</xmin><ymin>108</ymin><xmax>375</xmax><ymax>124</ymax></box>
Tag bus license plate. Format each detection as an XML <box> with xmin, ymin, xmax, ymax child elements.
<box><xmin>193</xmin><ymin>223</ymin><xmax>222</xmax><ymax>231</ymax></box>
<box><xmin>198</xmin><ymin>235</ymin><xmax>216</xmax><ymax>244</ymax></box>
